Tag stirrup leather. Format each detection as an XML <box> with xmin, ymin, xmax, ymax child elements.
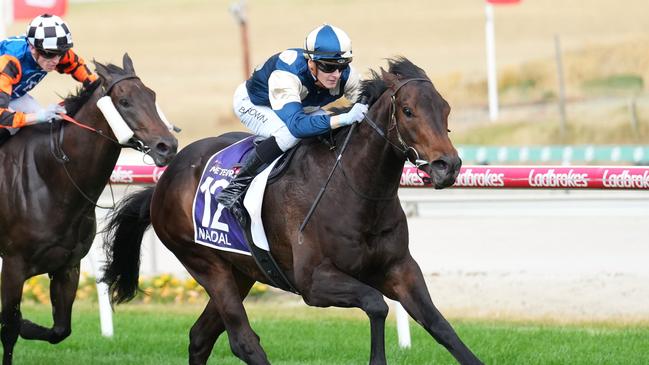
<box><xmin>216</xmin><ymin>177</ymin><xmax>252</xmax><ymax>209</ymax></box>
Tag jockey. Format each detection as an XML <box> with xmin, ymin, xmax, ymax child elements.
<box><xmin>0</xmin><ymin>14</ymin><xmax>97</xmax><ymax>133</ymax></box>
<box><xmin>218</xmin><ymin>23</ymin><xmax>368</xmax><ymax>212</ymax></box>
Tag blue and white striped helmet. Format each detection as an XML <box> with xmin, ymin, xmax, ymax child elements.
<box><xmin>304</xmin><ymin>24</ymin><xmax>352</xmax><ymax>63</ymax></box>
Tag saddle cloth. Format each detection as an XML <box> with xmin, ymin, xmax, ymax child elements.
<box><xmin>191</xmin><ymin>136</ymin><xmax>278</xmax><ymax>255</ymax></box>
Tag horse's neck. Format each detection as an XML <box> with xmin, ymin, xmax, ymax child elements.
<box><xmin>344</xmin><ymin>98</ymin><xmax>405</xmax><ymax>197</ymax></box>
<box><xmin>60</xmin><ymin>90</ymin><xmax>121</xmax><ymax>191</ymax></box>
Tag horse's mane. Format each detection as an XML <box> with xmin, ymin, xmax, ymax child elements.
<box><xmin>331</xmin><ymin>56</ymin><xmax>429</xmax><ymax>115</ymax></box>
<box><xmin>326</xmin><ymin>56</ymin><xmax>429</xmax><ymax>143</ymax></box>
<box><xmin>63</xmin><ymin>61</ymin><xmax>131</xmax><ymax>117</ymax></box>
<box><xmin>63</xmin><ymin>80</ymin><xmax>101</xmax><ymax>117</ymax></box>
<box><xmin>360</xmin><ymin>56</ymin><xmax>430</xmax><ymax>107</ymax></box>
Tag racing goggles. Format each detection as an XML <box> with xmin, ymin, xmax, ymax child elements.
<box><xmin>315</xmin><ymin>61</ymin><xmax>349</xmax><ymax>73</ymax></box>
<box><xmin>38</xmin><ymin>49</ymin><xmax>66</xmax><ymax>59</ymax></box>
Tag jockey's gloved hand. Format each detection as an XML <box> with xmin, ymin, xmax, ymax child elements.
<box><xmin>330</xmin><ymin>102</ymin><xmax>369</xmax><ymax>129</ymax></box>
<box><xmin>29</xmin><ymin>104</ymin><xmax>66</xmax><ymax>124</ymax></box>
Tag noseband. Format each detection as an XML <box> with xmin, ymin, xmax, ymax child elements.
<box><xmin>363</xmin><ymin>77</ymin><xmax>432</xmax><ymax>168</ymax></box>
<box><xmin>101</xmin><ymin>74</ymin><xmax>151</xmax><ymax>154</ymax></box>
<box><xmin>49</xmin><ymin>74</ymin><xmax>149</xmax><ymax>209</ymax></box>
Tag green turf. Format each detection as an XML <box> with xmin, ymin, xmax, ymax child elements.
<box><xmin>12</xmin><ymin>302</ymin><xmax>649</xmax><ymax>365</ymax></box>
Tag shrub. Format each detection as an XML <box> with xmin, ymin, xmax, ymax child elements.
<box><xmin>19</xmin><ymin>273</ymin><xmax>269</xmax><ymax>304</ymax></box>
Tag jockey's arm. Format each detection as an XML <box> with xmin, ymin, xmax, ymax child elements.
<box><xmin>0</xmin><ymin>55</ymin><xmax>29</xmax><ymax>128</ymax></box>
<box><xmin>56</xmin><ymin>49</ymin><xmax>97</xmax><ymax>87</ymax></box>
<box><xmin>268</xmin><ymin>70</ymin><xmax>333</xmax><ymax>138</ymax></box>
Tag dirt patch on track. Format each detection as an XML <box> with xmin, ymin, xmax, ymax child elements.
<box><xmin>426</xmin><ymin>272</ymin><xmax>649</xmax><ymax>324</ymax></box>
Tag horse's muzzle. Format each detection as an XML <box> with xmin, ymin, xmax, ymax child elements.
<box><xmin>150</xmin><ymin>136</ymin><xmax>179</xmax><ymax>166</ymax></box>
<box><xmin>428</xmin><ymin>155</ymin><xmax>462</xmax><ymax>189</ymax></box>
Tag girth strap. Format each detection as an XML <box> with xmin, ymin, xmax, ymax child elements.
<box><xmin>240</xmin><ymin>211</ymin><xmax>299</xmax><ymax>294</ymax></box>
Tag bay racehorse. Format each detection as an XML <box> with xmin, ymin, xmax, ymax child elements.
<box><xmin>102</xmin><ymin>57</ymin><xmax>483</xmax><ymax>364</ymax></box>
<box><xmin>0</xmin><ymin>54</ymin><xmax>178</xmax><ymax>365</ymax></box>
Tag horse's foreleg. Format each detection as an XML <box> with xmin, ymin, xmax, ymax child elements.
<box><xmin>382</xmin><ymin>258</ymin><xmax>483</xmax><ymax>365</ymax></box>
<box><xmin>300</xmin><ymin>264</ymin><xmax>389</xmax><ymax>365</ymax></box>
<box><xmin>0</xmin><ymin>259</ymin><xmax>26</xmax><ymax>365</ymax></box>
<box><xmin>20</xmin><ymin>265</ymin><xmax>79</xmax><ymax>344</ymax></box>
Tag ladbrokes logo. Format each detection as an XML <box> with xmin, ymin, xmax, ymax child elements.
<box><xmin>110</xmin><ymin>166</ymin><xmax>134</xmax><ymax>183</ymax></box>
<box><xmin>528</xmin><ymin>169</ymin><xmax>588</xmax><ymax>188</ymax></box>
<box><xmin>400</xmin><ymin>169</ymin><xmax>425</xmax><ymax>186</ymax></box>
<box><xmin>602</xmin><ymin>170</ymin><xmax>649</xmax><ymax>188</ymax></box>
<box><xmin>455</xmin><ymin>168</ymin><xmax>505</xmax><ymax>187</ymax></box>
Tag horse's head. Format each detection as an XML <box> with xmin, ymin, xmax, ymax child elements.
<box><xmin>94</xmin><ymin>54</ymin><xmax>178</xmax><ymax>166</ymax></box>
<box><xmin>368</xmin><ymin>58</ymin><xmax>461</xmax><ymax>189</ymax></box>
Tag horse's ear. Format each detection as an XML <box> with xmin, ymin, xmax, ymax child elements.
<box><xmin>122</xmin><ymin>53</ymin><xmax>135</xmax><ymax>74</ymax></box>
<box><xmin>93</xmin><ymin>60</ymin><xmax>111</xmax><ymax>83</ymax></box>
<box><xmin>380</xmin><ymin>67</ymin><xmax>399</xmax><ymax>91</ymax></box>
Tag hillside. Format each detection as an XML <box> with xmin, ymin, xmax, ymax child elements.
<box><xmin>6</xmin><ymin>0</ymin><xmax>649</xmax><ymax>146</ymax></box>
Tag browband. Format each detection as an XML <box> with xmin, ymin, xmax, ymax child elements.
<box><xmin>103</xmin><ymin>74</ymin><xmax>140</xmax><ymax>95</ymax></box>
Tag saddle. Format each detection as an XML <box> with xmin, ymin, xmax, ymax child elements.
<box><xmin>192</xmin><ymin>136</ymin><xmax>302</xmax><ymax>294</ymax></box>
<box><xmin>252</xmin><ymin>137</ymin><xmax>300</xmax><ymax>184</ymax></box>
<box><xmin>239</xmin><ymin>139</ymin><xmax>301</xmax><ymax>293</ymax></box>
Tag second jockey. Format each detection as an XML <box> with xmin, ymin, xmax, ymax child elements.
<box><xmin>0</xmin><ymin>13</ymin><xmax>96</xmax><ymax>134</ymax></box>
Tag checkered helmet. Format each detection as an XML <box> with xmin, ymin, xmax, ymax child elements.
<box><xmin>26</xmin><ymin>14</ymin><xmax>73</xmax><ymax>52</ymax></box>
<box><xmin>304</xmin><ymin>24</ymin><xmax>352</xmax><ymax>64</ymax></box>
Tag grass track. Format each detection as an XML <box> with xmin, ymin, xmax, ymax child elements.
<box><xmin>13</xmin><ymin>302</ymin><xmax>649</xmax><ymax>365</ymax></box>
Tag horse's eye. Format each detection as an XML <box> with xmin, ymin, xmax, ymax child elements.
<box><xmin>119</xmin><ymin>99</ymin><xmax>130</xmax><ymax>107</ymax></box>
<box><xmin>402</xmin><ymin>107</ymin><xmax>413</xmax><ymax>117</ymax></box>
<box><xmin>447</xmin><ymin>128</ymin><xmax>452</xmax><ymax>133</ymax></box>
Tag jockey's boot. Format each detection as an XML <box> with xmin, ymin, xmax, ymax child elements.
<box><xmin>217</xmin><ymin>136</ymin><xmax>284</xmax><ymax>223</ymax></box>
<box><xmin>217</xmin><ymin>150</ymin><xmax>265</xmax><ymax>212</ymax></box>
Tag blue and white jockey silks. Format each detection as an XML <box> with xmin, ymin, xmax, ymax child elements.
<box><xmin>233</xmin><ymin>48</ymin><xmax>361</xmax><ymax>151</ymax></box>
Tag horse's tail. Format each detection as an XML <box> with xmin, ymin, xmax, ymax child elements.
<box><xmin>100</xmin><ymin>186</ymin><xmax>154</xmax><ymax>304</ymax></box>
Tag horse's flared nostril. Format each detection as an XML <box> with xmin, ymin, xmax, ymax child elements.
<box><xmin>431</xmin><ymin>155</ymin><xmax>461</xmax><ymax>174</ymax></box>
<box><xmin>154</xmin><ymin>137</ymin><xmax>178</xmax><ymax>158</ymax></box>
<box><xmin>430</xmin><ymin>159</ymin><xmax>449</xmax><ymax>173</ymax></box>
<box><xmin>429</xmin><ymin>155</ymin><xmax>462</xmax><ymax>189</ymax></box>
<box><xmin>156</xmin><ymin>142</ymin><xmax>170</xmax><ymax>155</ymax></box>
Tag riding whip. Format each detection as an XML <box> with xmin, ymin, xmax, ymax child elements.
<box><xmin>299</xmin><ymin>96</ymin><xmax>368</xmax><ymax>233</ymax></box>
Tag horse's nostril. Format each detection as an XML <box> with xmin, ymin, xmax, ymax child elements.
<box><xmin>156</xmin><ymin>142</ymin><xmax>169</xmax><ymax>154</ymax></box>
<box><xmin>431</xmin><ymin>159</ymin><xmax>448</xmax><ymax>172</ymax></box>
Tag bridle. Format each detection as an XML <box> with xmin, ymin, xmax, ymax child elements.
<box><xmin>49</xmin><ymin>74</ymin><xmax>150</xmax><ymax>209</ymax></box>
<box><xmin>301</xmin><ymin>77</ymin><xmax>435</xmax><ymax>230</ymax></box>
<box><xmin>101</xmin><ymin>73</ymin><xmax>151</xmax><ymax>154</ymax></box>
<box><xmin>362</xmin><ymin>77</ymin><xmax>432</xmax><ymax>169</ymax></box>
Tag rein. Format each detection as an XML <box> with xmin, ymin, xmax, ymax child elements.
<box><xmin>364</xmin><ymin>77</ymin><xmax>432</xmax><ymax>168</ymax></box>
<box><xmin>49</xmin><ymin>75</ymin><xmax>149</xmax><ymax>210</ymax></box>
<box><xmin>300</xmin><ymin>78</ymin><xmax>430</xmax><ymax>230</ymax></box>
<box><xmin>336</xmin><ymin>77</ymin><xmax>435</xmax><ymax>201</ymax></box>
